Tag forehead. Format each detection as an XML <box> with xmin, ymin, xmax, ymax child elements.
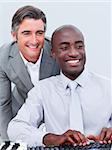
<box><xmin>54</xmin><ymin>28</ymin><xmax>84</xmax><ymax>44</ymax></box>
<box><xmin>18</xmin><ymin>18</ymin><xmax>45</xmax><ymax>30</ymax></box>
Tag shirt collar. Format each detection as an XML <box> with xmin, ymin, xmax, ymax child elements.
<box><xmin>60</xmin><ymin>68</ymin><xmax>89</xmax><ymax>90</ymax></box>
<box><xmin>75</xmin><ymin>69</ymin><xmax>89</xmax><ymax>88</ymax></box>
<box><xmin>60</xmin><ymin>72</ymin><xmax>71</xmax><ymax>90</ymax></box>
<box><xmin>19</xmin><ymin>49</ymin><xmax>43</xmax><ymax>67</ymax></box>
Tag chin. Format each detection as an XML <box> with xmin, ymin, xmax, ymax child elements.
<box><xmin>69</xmin><ymin>67</ymin><xmax>84</xmax><ymax>76</ymax></box>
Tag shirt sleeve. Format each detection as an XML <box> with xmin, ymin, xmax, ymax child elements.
<box><xmin>7</xmin><ymin>85</ymin><xmax>48</xmax><ymax>147</ymax></box>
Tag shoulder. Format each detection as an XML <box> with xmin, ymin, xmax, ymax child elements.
<box><xmin>0</xmin><ymin>42</ymin><xmax>19</xmax><ymax>69</ymax></box>
<box><xmin>87</xmin><ymin>71</ymin><xmax>111</xmax><ymax>91</ymax></box>
<box><xmin>0</xmin><ymin>43</ymin><xmax>10</xmax><ymax>54</ymax></box>
<box><xmin>0</xmin><ymin>41</ymin><xmax>16</xmax><ymax>51</ymax></box>
<box><xmin>36</xmin><ymin>75</ymin><xmax>59</xmax><ymax>90</ymax></box>
<box><xmin>0</xmin><ymin>43</ymin><xmax>11</xmax><ymax>65</ymax></box>
<box><xmin>39</xmin><ymin>75</ymin><xmax>58</xmax><ymax>85</ymax></box>
<box><xmin>88</xmin><ymin>71</ymin><xmax>110</xmax><ymax>83</ymax></box>
<box><xmin>0</xmin><ymin>42</ymin><xmax>16</xmax><ymax>59</ymax></box>
<box><xmin>43</xmin><ymin>37</ymin><xmax>51</xmax><ymax>52</ymax></box>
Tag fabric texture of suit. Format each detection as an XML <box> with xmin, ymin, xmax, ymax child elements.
<box><xmin>0</xmin><ymin>39</ymin><xmax>60</xmax><ymax>140</ymax></box>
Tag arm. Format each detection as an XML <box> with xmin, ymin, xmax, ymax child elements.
<box><xmin>7</xmin><ymin>86</ymin><xmax>48</xmax><ymax>147</ymax></box>
<box><xmin>0</xmin><ymin>67</ymin><xmax>12</xmax><ymax>140</ymax></box>
<box><xmin>8</xmin><ymin>85</ymin><xmax>88</xmax><ymax>147</ymax></box>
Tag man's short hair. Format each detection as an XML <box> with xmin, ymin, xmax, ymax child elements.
<box><xmin>11</xmin><ymin>5</ymin><xmax>47</xmax><ymax>32</ymax></box>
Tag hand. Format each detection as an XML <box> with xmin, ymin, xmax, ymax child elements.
<box><xmin>87</xmin><ymin>127</ymin><xmax>112</xmax><ymax>144</ymax></box>
<box><xmin>43</xmin><ymin>129</ymin><xmax>88</xmax><ymax>146</ymax></box>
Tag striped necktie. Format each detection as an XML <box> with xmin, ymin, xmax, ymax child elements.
<box><xmin>68</xmin><ymin>81</ymin><xmax>84</xmax><ymax>133</ymax></box>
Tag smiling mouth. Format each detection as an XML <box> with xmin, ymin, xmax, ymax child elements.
<box><xmin>66</xmin><ymin>59</ymin><xmax>80</xmax><ymax>66</ymax></box>
<box><xmin>27</xmin><ymin>44</ymin><xmax>40</xmax><ymax>51</ymax></box>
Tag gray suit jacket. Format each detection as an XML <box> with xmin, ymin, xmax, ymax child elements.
<box><xmin>0</xmin><ymin>39</ymin><xmax>60</xmax><ymax>140</ymax></box>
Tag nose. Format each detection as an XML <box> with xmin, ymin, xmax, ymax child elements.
<box><xmin>68</xmin><ymin>46</ymin><xmax>79</xmax><ymax>57</ymax></box>
<box><xmin>31</xmin><ymin>34</ymin><xmax>38</xmax><ymax>44</ymax></box>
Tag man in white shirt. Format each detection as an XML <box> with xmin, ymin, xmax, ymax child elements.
<box><xmin>8</xmin><ymin>25</ymin><xmax>112</xmax><ymax>147</ymax></box>
<box><xmin>0</xmin><ymin>5</ymin><xmax>59</xmax><ymax>140</ymax></box>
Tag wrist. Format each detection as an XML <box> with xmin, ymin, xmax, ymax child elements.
<box><xmin>43</xmin><ymin>133</ymin><xmax>60</xmax><ymax>146</ymax></box>
<box><xmin>43</xmin><ymin>133</ymin><xmax>53</xmax><ymax>146</ymax></box>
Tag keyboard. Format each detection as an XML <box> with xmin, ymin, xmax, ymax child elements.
<box><xmin>0</xmin><ymin>142</ymin><xmax>111</xmax><ymax>150</ymax></box>
<box><xmin>28</xmin><ymin>142</ymin><xmax>112</xmax><ymax>150</ymax></box>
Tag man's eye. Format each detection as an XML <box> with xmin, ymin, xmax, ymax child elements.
<box><xmin>76</xmin><ymin>45</ymin><xmax>84</xmax><ymax>49</ymax></box>
<box><xmin>36</xmin><ymin>31</ymin><xmax>45</xmax><ymax>36</ymax></box>
<box><xmin>60</xmin><ymin>46</ymin><xmax>69</xmax><ymax>51</ymax></box>
<box><xmin>22</xmin><ymin>32</ymin><xmax>30</xmax><ymax>36</ymax></box>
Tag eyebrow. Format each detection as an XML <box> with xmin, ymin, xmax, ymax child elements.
<box><xmin>21</xmin><ymin>30</ymin><xmax>45</xmax><ymax>34</ymax></box>
<box><xmin>59</xmin><ymin>42</ymin><xmax>69</xmax><ymax>45</ymax></box>
<box><xmin>59</xmin><ymin>41</ymin><xmax>84</xmax><ymax>46</ymax></box>
<box><xmin>21</xmin><ymin>30</ymin><xmax>30</xmax><ymax>33</ymax></box>
<box><xmin>75</xmin><ymin>41</ymin><xmax>84</xmax><ymax>44</ymax></box>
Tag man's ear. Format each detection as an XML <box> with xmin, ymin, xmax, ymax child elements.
<box><xmin>51</xmin><ymin>49</ymin><xmax>56</xmax><ymax>59</ymax></box>
<box><xmin>11</xmin><ymin>31</ymin><xmax>17</xmax><ymax>42</ymax></box>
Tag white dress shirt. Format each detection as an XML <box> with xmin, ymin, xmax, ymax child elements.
<box><xmin>8</xmin><ymin>70</ymin><xmax>112</xmax><ymax>147</ymax></box>
<box><xmin>19</xmin><ymin>50</ymin><xmax>43</xmax><ymax>85</ymax></box>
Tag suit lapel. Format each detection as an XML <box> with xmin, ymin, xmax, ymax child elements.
<box><xmin>39</xmin><ymin>47</ymin><xmax>54</xmax><ymax>80</ymax></box>
<box><xmin>9</xmin><ymin>43</ymin><xmax>33</xmax><ymax>91</ymax></box>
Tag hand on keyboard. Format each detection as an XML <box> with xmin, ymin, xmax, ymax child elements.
<box><xmin>87</xmin><ymin>127</ymin><xmax>112</xmax><ymax>144</ymax></box>
<box><xmin>43</xmin><ymin>129</ymin><xmax>88</xmax><ymax>146</ymax></box>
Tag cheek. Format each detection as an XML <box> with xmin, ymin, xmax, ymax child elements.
<box><xmin>38</xmin><ymin>36</ymin><xmax>44</xmax><ymax>43</ymax></box>
<box><xmin>17</xmin><ymin>39</ymin><xmax>28</xmax><ymax>54</ymax></box>
<box><xmin>17</xmin><ymin>40</ymin><xmax>26</xmax><ymax>48</ymax></box>
<box><xmin>56</xmin><ymin>57</ymin><xmax>65</xmax><ymax>68</ymax></box>
<box><xmin>82</xmin><ymin>50</ymin><xmax>86</xmax><ymax>56</ymax></box>
<box><xmin>82</xmin><ymin>52</ymin><xmax>86</xmax><ymax>61</ymax></box>
<box><xmin>17</xmin><ymin>35</ymin><xmax>27</xmax><ymax>44</ymax></box>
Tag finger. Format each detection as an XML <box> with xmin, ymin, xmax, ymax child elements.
<box><xmin>87</xmin><ymin>135</ymin><xmax>98</xmax><ymax>142</ymax></box>
<box><xmin>103</xmin><ymin>128</ymin><xmax>112</xmax><ymax>144</ymax></box>
<box><xmin>72</xmin><ymin>132</ymin><xmax>82</xmax><ymax>144</ymax></box>
<box><xmin>104</xmin><ymin>129</ymin><xmax>112</xmax><ymax>142</ymax></box>
<box><xmin>108</xmin><ymin>134</ymin><xmax>112</xmax><ymax>144</ymax></box>
<box><xmin>64</xmin><ymin>130</ymin><xmax>81</xmax><ymax>146</ymax></box>
<box><xmin>99</xmin><ymin>128</ymin><xmax>108</xmax><ymax>142</ymax></box>
<box><xmin>77</xmin><ymin>132</ymin><xmax>88</xmax><ymax>146</ymax></box>
<box><xmin>58</xmin><ymin>134</ymin><xmax>73</xmax><ymax>146</ymax></box>
<box><xmin>72</xmin><ymin>131</ymin><xmax>88</xmax><ymax>146</ymax></box>
<box><xmin>66</xmin><ymin>136</ymin><xmax>76</xmax><ymax>146</ymax></box>
<box><xmin>62</xmin><ymin>130</ymin><xmax>76</xmax><ymax>145</ymax></box>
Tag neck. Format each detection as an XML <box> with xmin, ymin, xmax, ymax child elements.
<box><xmin>63</xmin><ymin>69</ymin><xmax>84</xmax><ymax>80</ymax></box>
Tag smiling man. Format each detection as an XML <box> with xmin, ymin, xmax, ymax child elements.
<box><xmin>8</xmin><ymin>25</ymin><xmax>112</xmax><ymax>147</ymax></box>
<box><xmin>13</xmin><ymin>18</ymin><xmax>45</xmax><ymax>63</ymax></box>
<box><xmin>51</xmin><ymin>25</ymin><xmax>86</xmax><ymax>80</ymax></box>
<box><xmin>0</xmin><ymin>5</ymin><xmax>59</xmax><ymax>140</ymax></box>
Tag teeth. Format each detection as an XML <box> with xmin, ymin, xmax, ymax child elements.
<box><xmin>27</xmin><ymin>44</ymin><xmax>39</xmax><ymax>48</ymax></box>
<box><xmin>67</xmin><ymin>60</ymin><xmax>79</xmax><ymax>65</ymax></box>
<box><xmin>28</xmin><ymin>46</ymin><xmax>37</xmax><ymax>48</ymax></box>
<box><xmin>68</xmin><ymin>60</ymin><xmax>79</xmax><ymax>63</ymax></box>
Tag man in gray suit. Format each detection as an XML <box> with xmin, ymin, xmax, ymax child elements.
<box><xmin>0</xmin><ymin>5</ymin><xmax>59</xmax><ymax>140</ymax></box>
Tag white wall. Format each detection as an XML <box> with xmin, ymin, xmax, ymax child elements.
<box><xmin>0</xmin><ymin>1</ymin><xmax>111</xmax><ymax>78</ymax></box>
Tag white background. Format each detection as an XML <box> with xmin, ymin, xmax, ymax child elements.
<box><xmin>0</xmin><ymin>0</ymin><xmax>111</xmax><ymax>78</ymax></box>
